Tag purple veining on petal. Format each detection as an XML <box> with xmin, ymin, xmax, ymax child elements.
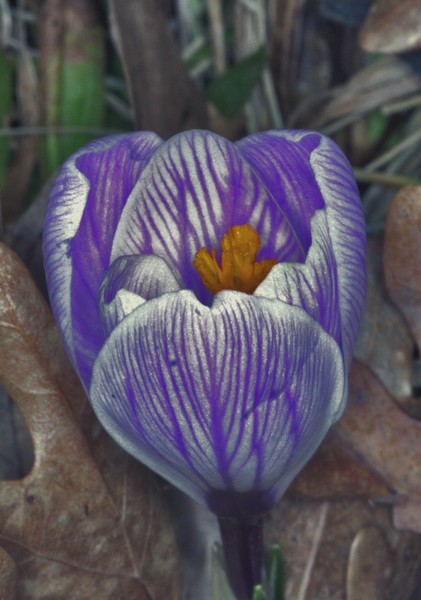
<box><xmin>252</xmin><ymin>131</ymin><xmax>366</xmax><ymax>362</ymax></box>
<box><xmin>236</xmin><ymin>131</ymin><xmax>325</xmax><ymax>251</ymax></box>
<box><xmin>100</xmin><ymin>255</ymin><xmax>181</xmax><ymax>304</ymax></box>
<box><xmin>68</xmin><ymin>132</ymin><xmax>162</xmax><ymax>386</ymax></box>
<box><xmin>111</xmin><ymin>130</ymin><xmax>307</xmax><ymax>305</ymax></box>
<box><xmin>97</xmin><ymin>254</ymin><xmax>182</xmax><ymax>336</ymax></box>
<box><xmin>310</xmin><ymin>134</ymin><xmax>367</xmax><ymax>366</ymax></box>
<box><xmin>256</xmin><ymin>210</ymin><xmax>343</xmax><ymax>352</ymax></box>
<box><xmin>90</xmin><ymin>291</ymin><xmax>346</xmax><ymax>514</ymax></box>
<box><xmin>44</xmin><ymin>127</ymin><xmax>366</xmax><ymax>520</ymax></box>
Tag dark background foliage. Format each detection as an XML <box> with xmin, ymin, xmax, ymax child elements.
<box><xmin>0</xmin><ymin>1</ymin><xmax>421</xmax><ymax>598</ymax></box>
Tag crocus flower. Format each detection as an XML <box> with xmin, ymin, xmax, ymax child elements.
<box><xmin>43</xmin><ymin>129</ymin><xmax>366</xmax><ymax>520</ymax></box>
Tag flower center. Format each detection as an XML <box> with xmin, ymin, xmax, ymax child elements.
<box><xmin>193</xmin><ymin>224</ymin><xmax>277</xmax><ymax>294</ymax></box>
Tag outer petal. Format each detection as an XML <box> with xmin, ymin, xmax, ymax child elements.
<box><xmin>43</xmin><ymin>132</ymin><xmax>163</xmax><ymax>388</ymax></box>
<box><xmin>110</xmin><ymin>130</ymin><xmax>307</xmax><ymax>305</ymax></box>
<box><xmin>90</xmin><ymin>291</ymin><xmax>346</xmax><ymax>516</ymax></box>
<box><xmin>244</xmin><ymin>130</ymin><xmax>366</xmax><ymax>366</ymax></box>
<box><xmin>311</xmin><ymin>134</ymin><xmax>367</xmax><ymax>365</ymax></box>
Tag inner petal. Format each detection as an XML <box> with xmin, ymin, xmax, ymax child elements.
<box><xmin>110</xmin><ymin>131</ymin><xmax>306</xmax><ymax>305</ymax></box>
<box><xmin>98</xmin><ymin>254</ymin><xmax>181</xmax><ymax>334</ymax></box>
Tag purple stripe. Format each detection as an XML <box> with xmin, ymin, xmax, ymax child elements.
<box><xmin>111</xmin><ymin>131</ymin><xmax>305</xmax><ymax>305</ymax></box>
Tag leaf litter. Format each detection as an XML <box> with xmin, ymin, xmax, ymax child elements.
<box><xmin>0</xmin><ymin>243</ymin><xmax>181</xmax><ymax>599</ymax></box>
<box><xmin>1</xmin><ymin>1</ymin><xmax>421</xmax><ymax>598</ymax></box>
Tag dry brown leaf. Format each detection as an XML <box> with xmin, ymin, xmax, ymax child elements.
<box><xmin>355</xmin><ymin>235</ymin><xmax>413</xmax><ymax>403</ymax></box>
<box><xmin>393</xmin><ymin>496</ymin><xmax>421</xmax><ymax>533</ymax></box>
<box><xmin>346</xmin><ymin>526</ymin><xmax>393</xmax><ymax>600</ymax></box>
<box><xmin>336</xmin><ymin>361</ymin><xmax>421</xmax><ymax>532</ymax></box>
<box><xmin>0</xmin><ymin>386</ymin><xmax>34</xmax><ymax>480</ymax></box>
<box><xmin>0</xmin><ymin>242</ymin><xmax>181</xmax><ymax>599</ymax></box>
<box><xmin>0</xmin><ymin>546</ymin><xmax>17</xmax><ymax>599</ymax></box>
<box><xmin>360</xmin><ymin>0</ymin><xmax>421</xmax><ymax>54</ymax></box>
<box><xmin>384</xmin><ymin>185</ymin><xmax>421</xmax><ymax>350</ymax></box>
<box><xmin>271</xmin><ymin>0</ymin><xmax>332</xmax><ymax>118</ymax></box>
<box><xmin>268</xmin><ymin>493</ymin><xmax>421</xmax><ymax>600</ymax></box>
<box><xmin>289</xmin><ymin>432</ymin><xmax>390</xmax><ymax>500</ymax></box>
<box><xmin>301</xmin><ymin>56</ymin><xmax>421</xmax><ymax>129</ymax></box>
<box><xmin>107</xmin><ymin>0</ymin><xmax>208</xmax><ymax>136</ymax></box>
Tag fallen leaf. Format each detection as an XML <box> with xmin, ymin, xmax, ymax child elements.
<box><xmin>359</xmin><ymin>0</ymin><xmax>421</xmax><ymax>54</ymax></box>
<box><xmin>107</xmin><ymin>0</ymin><xmax>208</xmax><ymax>136</ymax></box>
<box><xmin>267</xmin><ymin>492</ymin><xmax>421</xmax><ymax>600</ymax></box>
<box><xmin>337</xmin><ymin>360</ymin><xmax>421</xmax><ymax>531</ymax></box>
<box><xmin>346</xmin><ymin>526</ymin><xmax>393</xmax><ymax>600</ymax></box>
<box><xmin>271</xmin><ymin>0</ymin><xmax>332</xmax><ymax>118</ymax></box>
<box><xmin>296</xmin><ymin>56</ymin><xmax>421</xmax><ymax>129</ymax></box>
<box><xmin>0</xmin><ymin>386</ymin><xmax>33</xmax><ymax>480</ymax></box>
<box><xmin>393</xmin><ymin>497</ymin><xmax>421</xmax><ymax>534</ymax></box>
<box><xmin>266</xmin><ymin>497</ymin><xmax>396</xmax><ymax>600</ymax></box>
<box><xmin>384</xmin><ymin>185</ymin><xmax>421</xmax><ymax>349</ymax></box>
<box><xmin>0</xmin><ymin>242</ymin><xmax>181</xmax><ymax>599</ymax></box>
<box><xmin>288</xmin><ymin>432</ymin><xmax>390</xmax><ymax>500</ymax></box>
<box><xmin>354</xmin><ymin>235</ymin><xmax>413</xmax><ymax>403</ymax></box>
<box><xmin>0</xmin><ymin>545</ymin><xmax>17</xmax><ymax>599</ymax></box>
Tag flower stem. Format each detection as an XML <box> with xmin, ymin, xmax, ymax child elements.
<box><xmin>218</xmin><ymin>515</ymin><xmax>265</xmax><ymax>600</ymax></box>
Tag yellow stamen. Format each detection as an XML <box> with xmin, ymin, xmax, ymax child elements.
<box><xmin>193</xmin><ymin>224</ymin><xmax>277</xmax><ymax>294</ymax></box>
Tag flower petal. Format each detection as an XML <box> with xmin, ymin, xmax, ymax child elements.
<box><xmin>255</xmin><ymin>211</ymin><xmax>342</xmax><ymax>352</ymax></box>
<box><xmin>247</xmin><ymin>131</ymin><xmax>366</xmax><ymax>366</ymax></box>
<box><xmin>110</xmin><ymin>130</ymin><xmax>306</xmax><ymax>305</ymax></box>
<box><xmin>236</xmin><ymin>130</ymin><xmax>326</xmax><ymax>250</ymax></box>
<box><xmin>311</xmin><ymin>134</ymin><xmax>367</xmax><ymax>366</ymax></box>
<box><xmin>98</xmin><ymin>255</ymin><xmax>182</xmax><ymax>335</ymax></box>
<box><xmin>43</xmin><ymin>132</ymin><xmax>163</xmax><ymax>388</ymax></box>
<box><xmin>89</xmin><ymin>291</ymin><xmax>346</xmax><ymax>515</ymax></box>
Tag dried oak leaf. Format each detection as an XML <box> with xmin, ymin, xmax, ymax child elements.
<box><xmin>288</xmin><ymin>432</ymin><xmax>390</xmax><ymax>500</ymax></box>
<box><xmin>384</xmin><ymin>185</ymin><xmax>421</xmax><ymax>350</ymax></box>
<box><xmin>359</xmin><ymin>0</ymin><xmax>421</xmax><ymax>54</ymax></box>
<box><xmin>355</xmin><ymin>235</ymin><xmax>413</xmax><ymax>406</ymax></box>
<box><xmin>336</xmin><ymin>360</ymin><xmax>421</xmax><ymax>533</ymax></box>
<box><xmin>266</xmin><ymin>497</ymin><xmax>402</xmax><ymax>600</ymax></box>
<box><xmin>0</xmin><ymin>546</ymin><xmax>17</xmax><ymax>599</ymax></box>
<box><xmin>0</xmin><ymin>242</ymin><xmax>181</xmax><ymax>599</ymax></box>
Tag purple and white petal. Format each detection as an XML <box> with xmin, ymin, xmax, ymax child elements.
<box><xmin>98</xmin><ymin>255</ymin><xmax>182</xmax><ymax>335</ymax></box>
<box><xmin>43</xmin><ymin>132</ymin><xmax>162</xmax><ymax>387</ymax></box>
<box><xmin>311</xmin><ymin>134</ymin><xmax>367</xmax><ymax>366</ymax></box>
<box><xmin>89</xmin><ymin>291</ymin><xmax>346</xmax><ymax>513</ymax></box>
<box><xmin>243</xmin><ymin>130</ymin><xmax>366</xmax><ymax>365</ymax></box>
<box><xmin>236</xmin><ymin>130</ymin><xmax>326</xmax><ymax>251</ymax></box>
<box><xmin>110</xmin><ymin>130</ymin><xmax>307</xmax><ymax>305</ymax></box>
<box><xmin>255</xmin><ymin>210</ymin><xmax>342</xmax><ymax>351</ymax></box>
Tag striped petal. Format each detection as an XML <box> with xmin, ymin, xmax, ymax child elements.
<box><xmin>236</xmin><ymin>131</ymin><xmax>326</xmax><ymax>251</ymax></box>
<box><xmin>89</xmin><ymin>291</ymin><xmax>346</xmax><ymax>515</ymax></box>
<box><xmin>43</xmin><ymin>132</ymin><xmax>163</xmax><ymax>388</ymax></box>
<box><xmin>110</xmin><ymin>130</ymin><xmax>307</xmax><ymax>305</ymax></box>
<box><xmin>244</xmin><ymin>131</ymin><xmax>366</xmax><ymax>366</ymax></box>
<box><xmin>311</xmin><ymin>134</ymin><xmax>367</xmax><ymax>366</ymax></box>
<box><xmin>98</xmin><ymin>255</ymin><xmax>182</xmax><ymax>335</ymax></box>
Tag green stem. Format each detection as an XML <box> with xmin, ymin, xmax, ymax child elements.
<box><xmin>218</xmin><ymin>515</ymin><xmax>265</xmax><ymax>600</ymax></box>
